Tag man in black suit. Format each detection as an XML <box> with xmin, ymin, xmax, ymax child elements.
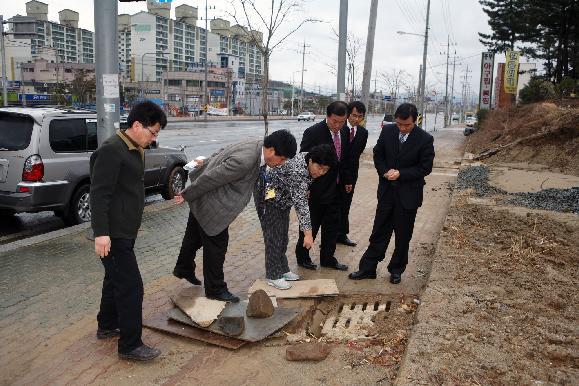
<box><xmin>296</xmin><ymin>101</ymin><xmax>352</xmax><ymax>271</ymax></box>
<box><xmin>349</xmin><ymin>103</ymin><xmax>434</xmax><ymax>284</ymax></box>
<box><xmin>337</xmin><ymin>101</ymin><xmax>368</xmax><ymax>247</ymax></box>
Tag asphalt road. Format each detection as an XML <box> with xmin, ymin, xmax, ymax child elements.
<box><xmin>0</xmin><ymin>113</ymin><xmax>446</xmax><ymax>244</ymax></box>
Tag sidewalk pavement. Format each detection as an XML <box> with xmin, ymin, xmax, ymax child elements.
<box><xmin>0</xmin><ymin>129</ymin><xmax>465</xmax><ymax>385</ymax></box>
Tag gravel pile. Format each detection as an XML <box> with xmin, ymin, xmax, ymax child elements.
<box><xmin>455</xmin><ymin>166</ymin><xmax>506</xmax><ymax>196</ymax></box>
<box><xmin>506</xmin><ymin>188</ymin><xmax>579</xmax><ymax>214</ymax></box>
<box><xmin>456</xmin><ymin>165</ymin><xmax>579</xmax><ymax>214</ymax></box>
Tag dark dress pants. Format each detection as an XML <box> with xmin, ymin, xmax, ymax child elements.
<box><xmin>97</xmin><ymin>238</ymin><xmax>144</xmax><ymax>354</ymax></box>
<box><xmin>175</xmin><ymin>211</ymin><xmax>229</xmax><ymax>295</ymax></box>
<box><xmin>358</xmin><ymin>188</ymin><xmax>417</xmax><ymax>275</ymax></box>
<box><xmin>338</xmin><ymin>184</ymin><xmax>356</xmax><ymax>239</ymax></box>
<box><xmin>296</xmin><ymin>194</ymin><xmax>340</xmax><ymax>266</ymax></box>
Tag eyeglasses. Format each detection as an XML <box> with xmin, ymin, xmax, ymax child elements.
<box><xmin>349</xmin><ymin>113</ymin><xmax>364</xmax><ymax>119</ymax></box>
<box><xmin>144</xmin><ymin>126</ymin><xmax>160</xmax><ymax>137</ymax></box>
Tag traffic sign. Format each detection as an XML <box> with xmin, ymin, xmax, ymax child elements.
<box><xmin>383</xmin><ymin>95</ymin><xmax>392</xmax><ymax>101</ymax></box>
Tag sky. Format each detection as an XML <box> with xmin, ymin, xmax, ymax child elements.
<box><xmin>2</xmin><ymin>0</ymin><xmax>494</xmax><ymax>99</ymax></box>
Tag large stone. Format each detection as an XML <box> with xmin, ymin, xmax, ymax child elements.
<box><xmin>308</xmin><ymin>309</ymin><xmax>326</xmax><ymax>338</ymax></box>
<box><xmin>286</xmin><ymin>343</ymin><xmax>331</xmax><ymax>361</ymax></box>
<box><xmin>218</xmin><ymin>316</ymin><xmax>245</xmax><ymax>336</ymax></box>
<box><xmin>246</xmin><ymin>289</ymin><xmax>274</xmax><ymax>318</ymax></box>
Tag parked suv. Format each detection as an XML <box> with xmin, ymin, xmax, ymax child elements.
<box><xmin>0</xmin><ymin>107</ymin><xmax>188</xmax><ymax>225</ymax></box>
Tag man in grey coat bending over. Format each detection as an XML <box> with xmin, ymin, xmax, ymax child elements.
<box><xmin>173</xmin><ymin>130</ymin><xmax>297</xmax><ymax>302</ymax></box>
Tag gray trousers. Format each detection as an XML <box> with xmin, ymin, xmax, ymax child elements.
<box><xmin>255</xmin><ymin>200</ymin><xmax>291</xmax><ymax>280</ymax></box>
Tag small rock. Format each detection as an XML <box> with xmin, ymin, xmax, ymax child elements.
<box><xmin>412</xmin><ymin>298</ymin><xmax>421</xmax><ymax>305</ymax></box>
<box><xmin>246</xmin><ymin>289</ymin><xmax>274</xmax><ymax>318</ymax></box>
<box><xmin>286</xmin><ymin>343</ymin><xmax>331</xmax><ymax>362</ymax></box>
<box><xmin>218</xmin><ymin>316</ymin><xmax>244</xmax><ymax>336</ymax></box>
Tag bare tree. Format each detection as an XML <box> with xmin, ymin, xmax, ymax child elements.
<box><xmin>379</xmin><ymin>68</ymin><xmax>410</xmax><ymax>101</ymax></box>
<box><xmin>227</xmin><ymin>0</ymin><xmax>320</xmax><ymax>135</ymax></box>
<box><xmin>346</xmin><ymin>34</ymin><xmax>363</xmax><ymax>101</ymax></box>
<box><xmin>328</xmin><ymin>28</ymin><xmax>364</xmax><ymax>102</ymax></box>
<box><xmin>68</xmin><ymin>69</ymin><xmax>96</xmax><ymax>105</ymax></box>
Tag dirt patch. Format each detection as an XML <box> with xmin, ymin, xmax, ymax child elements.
<box><xmin>398</xmin><ymin>192</ymin><xmax>579</xmax><ymax>384</ymax></box>
<box><xmin>466</xmin><ymin>103</ymin><xmax>579</xmax><ymax>175</ymax></box>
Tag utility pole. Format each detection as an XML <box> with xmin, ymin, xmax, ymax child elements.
<box><xmin>1</xmin><ymin>16</ymin><xmax>8</xmax><ymax>107</ymax></box>
<box><xmin>417</xmin><ymin>64</ymin><xmax>422</xmax><ymax>105</ymax></box>
<box><xmin>337</xmin><ymin>0</ymin><xmax>348</xmax><ymax>101</ymax></box>
<box><xmin>225</xmin><ymin>68</ymin><xmax>232</xmax><ymax>116</ymax></box>
<box><xmin>449</xmin><ymin>49</ymin><xmax>457</xmax><ymax>124</ymax></box>
<box><xmin>361</xmin><ymin>0</ymin><xmax>378</xmax><ymax>108</ymax></box>
<box><xmin>443</xmin><ymin>35</ymin><xmax>450</xmax><ymax>127</ymax></box>
<box><xmin>419</xmin><ymin>0</ymin><xmax>431</xmax><ymax>126</ymax></box>
<box><xmin>290</xmin><ymin>76</ymin><xmax>295</xmax><ymax>116</ymax></box>
<box><xmin>94</xmin><ymin>0</ymin><xmax>120</xmax><ymax>145</ymax></box>
<box><xmin>460</xmin><ymin>65</ymin><xmax>471</xmax><ymax>123</ymax></box>
<box><xmin>203</xmin><ymin>0</ymin><xmax>209</xmax><ymax>121</ymax></box>
<box><xmin>299</xmin><ymin>40</ymin><xmax>310</xmax><ymax>112</ymax></box>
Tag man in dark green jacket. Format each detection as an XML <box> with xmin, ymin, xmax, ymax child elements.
<box><xmin>90</xmin><ymin>101</ymin><xmax>166</xmax><ymax>361</ymax></box>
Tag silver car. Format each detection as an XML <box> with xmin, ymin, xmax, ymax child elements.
<box><xmin>0</xmin><ymin>107</ymin><xmax>187</xmax><ymax>225</ymax></box>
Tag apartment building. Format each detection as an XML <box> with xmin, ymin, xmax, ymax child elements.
<box><xmin>24</xmin><ymin>1</ymin><xmax>95</xmax><ymax>64</ymax></box>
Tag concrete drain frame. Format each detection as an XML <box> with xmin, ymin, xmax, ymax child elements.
<box><xmin>323</xmin><ymin>300</ymin><xmax>392</xmax><ymax>334</ymax></box>
<box><xmin>302</xmin><ymin>294</ymin><xmax>417</xmax><ymax>342</ymax></box>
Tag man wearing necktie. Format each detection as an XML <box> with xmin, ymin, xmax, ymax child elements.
<box><xmin>337</xmin><ymin>101</ymin><xmax>368</xmax><ymax>247</ymax></box>
<box><xmin>296</xmin><ymin>101</ymin><xmax>352</xmax><ymax>271</ymax></box>
<box><xmin>349</xmin><ymin>103</ymin><xmax>434</xmax><ymax>284</ymax></box>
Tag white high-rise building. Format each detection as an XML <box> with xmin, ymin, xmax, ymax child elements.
<box><xmin>117</xmin><ymin>2</ymin><xmax>263</xmax><ymax>84</ymax></box>
<box><xmin>23</xmin><ymin>1</ymin><xmax>94</xmax><ymax>64</ymax></box>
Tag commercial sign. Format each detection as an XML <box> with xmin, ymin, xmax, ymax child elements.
<box><xmin>7</xmin><ymin>81</ymin><xmax>22</xmax><ymax>89</ymax></box>
<box><xmin>26</xmin><ymin>94</ymin><xmax>50</xmax><ymax>101</ymax></box>
<box><xmin>210</xmin><ymin>89</ymin><xmax>225</xmax><ymax>96</ymax></box>
<box><xmin>134</xmin><ymin>24</ymin><xmax>151</xmax><ymax>32</ymax></box>
<box><xmin>504</xmin><ymin>50</ymin><xmax>520</xmax><ymax>94</ymax></box>
<box><xmin>479</xmin><ymin>52</ymin><xmax>494</xmax><ymax>110</ymax></box>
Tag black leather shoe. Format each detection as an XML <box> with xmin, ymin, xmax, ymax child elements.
<box><xmin>206</xmin><ymin>290</ymin><xmax>240</xmax><ymax>303</ymax></box>
<box><xmin>118</xmin><ymin>344</ymin><xmax>161</xmax><ymax>361</ymax></box>
<box><xmin>173</xmin><ymin>268</ymin><xmax>202</xmax><ymax>286</ymax></box>
<box><xmin>390</xmin><ymin>273</ymin><xmax>402</xmax><ymax>284</ymax></box>
<box><xmin>348</xmin><ymin>270</ymin><xmax>377</xmax><ymax>280</ymax></box>
<box><xmin>337</xmin><ymin>237</ymin><xmax>357</xmax><ymax>247</ymax></box>
<box><xmin>297</xmin><ymin>260</ymin><xmax>317</xmax><ymax>270</ymax></box>
<box><xmin>96</xmin><ymin>328</ymin><xmax>120</xmax><ymax>340</ymax></box>
<box><xmin>321</xmin><ymin>261</ymin><xmax>349</xmax><ymax>271</ymax></box>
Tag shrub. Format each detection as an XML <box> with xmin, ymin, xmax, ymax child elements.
<box><xmin>519</xmin><ymin>77</ymin><xmax>556</xmax><ymax>104</ymax></box>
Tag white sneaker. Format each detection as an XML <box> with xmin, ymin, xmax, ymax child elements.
<box><xmin>266</xmin><ymin>278</ymin><xmax>292</xmax><ymax>290</ymax></box>
<box><xmin>282</xmin><ymin>271</ymin><xmax>301</xmax><ymax>281</ymax></box>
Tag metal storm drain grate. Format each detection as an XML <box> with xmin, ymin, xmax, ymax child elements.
<box><xmin>321</xmin><ymin>301</ymin><xmax>392</xmax><ymax>340</ymax></box>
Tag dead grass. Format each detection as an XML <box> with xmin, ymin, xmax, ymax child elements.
<box><xmin>466</xmin><ymin>104</ymin><xmax>579</xmax><ymax>175</ymax></box>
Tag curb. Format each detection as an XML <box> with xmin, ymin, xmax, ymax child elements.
<box><xmin>0</xmin><ymin>222</ymin><xmax>91</xmax><ymax>254</ymax></box>
<box><xmin>0</xmin><ymin>199</ymin><xmax>177</xmax><ymax>254</ymax></box>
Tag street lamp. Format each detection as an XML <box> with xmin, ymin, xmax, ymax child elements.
<box><xmin>396</xmin><ymin>31</ymin><xmax>424</xmax><ymax>38</ymax></box>
<box><xmin>1</xmin><ymin>15</ymin><xmax>36</xmax><ymax>106</ymax></box>
<box><xmin>396</xmin><ymin>30</ymin><xmax>428</xmax><ymax>122</ymax></box>
<box><xmin>141</xmin><ymin>51</ymin><xmax>168</xmax><ymax>98</ymax></box>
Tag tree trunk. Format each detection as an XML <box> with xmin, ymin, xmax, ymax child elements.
<box><xmin>262</xmin><ymin>53</ymin><xmax>270</xmax><ymax>136</ymax></box>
